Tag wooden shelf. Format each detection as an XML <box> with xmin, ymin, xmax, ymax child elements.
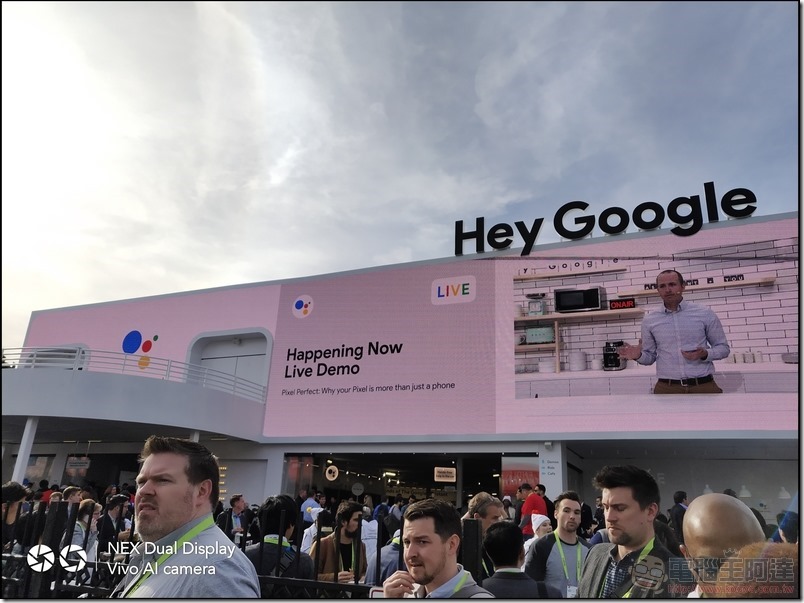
<box><xmin>515</xmin><ymin>343</ymin><xmax>557</xmax><ymax>353</ymax></box>
<box><xmin>514</xmin><ymin>267</ymin><xmax>627</xmax><ymax>282</ymax></box>
<box><xmin>616</xmin><ymin>276</ymin><xmax>776</xmax><ymax>298</ymax></box>
<box><xmin>514</xmin><ymin>308</ymin><xmax>645</xmax><ymax>374</ymax></box>
<box><xmin>515</xmin><ymin>308</ymin><xmax>644</xmax><ymax>324</ymax></box>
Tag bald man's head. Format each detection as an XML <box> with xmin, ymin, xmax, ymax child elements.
<box><xmin>682</xmin><ymin>494</ymin><xmax>765</xmax><ymax>559</ymax></box>
<box><xmin>681</xmin><ymin>494</ymin><xmax>766</xmax><ymax>594</ymax></box>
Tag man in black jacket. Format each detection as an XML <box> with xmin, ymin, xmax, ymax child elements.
<box><xmin>97</xmin><ymin>494</ymin><xmax>131</xmax><ymax>560</ymax></box>
<box><xmin>245</xmin><ymin>494</ymin><xmax>314</xmax><ymax>597</ymax></box>
<box><xmin>577</xmin><ymin>465</ymin><xmax>689</xmax><ymax>598</ymax></box>
<box><xmin>483</xmin><ymin>520</ymin><xmax>561</xmax><ymax>598</ymax></box>
<box><xmin>216</xmin><ymin>493</ymin><xmax>259</xmax><ymax>544</ymax></box>
<box><xmin>536</xmin><ymin>484</ymin><xmax>556</xmax><ymax>529</ymax></box>
<box><xmin>669</xmin><ymin>490</ymin><xmax>688</xmax><ymax>544</ymax></box>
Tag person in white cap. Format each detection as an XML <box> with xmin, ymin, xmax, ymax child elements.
<box><xmin>522</xmin><ymin>514</ymin><xmax>552</xmax><ymax>561</ymax></box>
<box><xmin>502</xmin><ymin>495</ymin><xmax>516</xmax><ymax>521</ymax></box>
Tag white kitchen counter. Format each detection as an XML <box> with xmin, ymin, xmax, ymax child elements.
<box><xmin>515</xmin><ymin>361</ymin><xmax>797</xmax><ymax>380</ymax></box>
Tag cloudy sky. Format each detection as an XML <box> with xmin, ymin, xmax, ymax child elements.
<box><xmin>2</xmin><ymin>1</ymin><xmax>798</xmax><ymax>349</ymax></box>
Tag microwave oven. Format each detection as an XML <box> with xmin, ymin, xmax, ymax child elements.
<box><xmin>554</xmin><ymin>287</ymin><xmax>605</xmax><ymax>313</ymax></box>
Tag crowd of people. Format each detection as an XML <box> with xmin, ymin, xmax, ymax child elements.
<box><xmin>2</xmin><ymin>437</ymin><xmax>799</xmax><ymax>599</ymax></box>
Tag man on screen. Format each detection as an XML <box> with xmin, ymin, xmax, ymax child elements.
<box><xmin>618</xmin><ymin>269</ymin><xmax>729</xmax><ymax>393</ymax></box>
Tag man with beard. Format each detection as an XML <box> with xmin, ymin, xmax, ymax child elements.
<box><xmin>524</xmin><ymin>491</ymin><xmax>591</xmax><ymax>598</ymax></box>
<box><xmin>309</xmin><ymin>500</ymin><xmax>368</xmax><ymax>583</ymax></box>
<box><xmin>110</xmin><ymin>436</ymin><xmax>259</xmax><ymax>598</ymax></box>
<box><xmin>382</xmin><ymin>498</ymin><xmax>493</xmax><ymax>598</ymax></box>
<box><xmin>577</xmin><ymin>465</ymin><xmax>682</xmax><ymax>598</ymax></box>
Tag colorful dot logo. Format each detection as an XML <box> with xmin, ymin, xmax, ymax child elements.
<box><xmin>121</xmin><ymin>330</ymin><xmax>158</xmax><ymax>369</ymax></box>
<box><xmin>292</xmin><ymin>295</ymin><xmax>314</xmax><ymax>318</ymax></box>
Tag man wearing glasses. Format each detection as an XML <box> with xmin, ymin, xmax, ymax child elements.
<box><xmin>679</xmin><ymin>493</ymin><xmax>766</xmax><ymax>598</ymax></box>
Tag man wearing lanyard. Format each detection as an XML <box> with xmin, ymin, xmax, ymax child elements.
<box><xmin>577</xmin><ymin>465</ymin><xmax>679</xmax><ymax>598</ymax></box>
<box><xmin>618</xmin><ymin>269</ymin><xmax>729</xmax><ymax>394</ymax></box>
<box><xmin>382</xmin><ymin>499</ymin><xmax>493</xmax><ymax>598</ymax></box>
<box><xmin>245</xmin><ymin>494</ymin><xmax>314</xmax><ymax>596</ymax></box>
<box><xmin>110</xmin><ymin>436</ymin><xmax>259</xmax><ymax>598</ymax></box>
<box><xmin>309</xmin><ymin>500</ymin><xmax>368</xmax><ymax>583</ymax></box>
<box><xmin>523</xmin><ymin>490</ymin><xmax>590</xmax><ymax>597</ymax></box>
<box><xmin>216</xmin><ymin>493</ymin><xmax>257</xmax><ymax>544</ymax></box>
<box><xmin>460</xmin><ymin>492</ymin><xmax>507</xmax><ymax>583</ymax></box>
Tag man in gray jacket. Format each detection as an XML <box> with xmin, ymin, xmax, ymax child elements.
<box><xmin>577</xmin><ymin>465</ymin><xmax>687</xmax><ymax>598</ymax></box>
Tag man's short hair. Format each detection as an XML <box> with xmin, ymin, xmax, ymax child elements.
<box><xmin>554</xmin><ymin>490</ymin><xmax>581</xmax><ymax>507</ymax></box>
<box><xmin>257</xmin><ymin>494</ymin><xmax>298</xmax><ymax>536</ymax></box>
<box><xmin>483</xmin><ymin>521</ymin><xmax>523</xmax><ymax>567</ymax></box>
<box><xmin>317</xmin><ymin>509</ymin><xmax>335</xmax><ymax>534</ymax></box>
<box><xmin>77</xmin><ymin>499</ymin><xmax>100</xmax><ymax>523</ymax></box>
<box><xmin>139</xmin><ymin>435</ymin><xmax>220</xmax><ymax>507</ymax></box>
<box><xmin>673</xmin><ymin>491</ymin><xmax>687</xmax><ymax>504</ymax></box>
<box><xmin>404</xmin><ymin>499</ymin><xmax>462</xmax><ymax>542</ymax></box>
<box><xmin>62</xmin><ymin>486</ymin><xmax>80</xmax><ymax>500</ymax></box>
<box><xmin>230</xmin><ymin>493</ymin><xmax>244</xmax><ymax>507</ymax></box>
<box><xmin>536</xmin><ymin>484</ymin><xmax>546</xmax><ymax>495</ymax></box>
<box><xmin>592</xmin><ymin>465</ymin><xmax>660</xmax><ymax>510</ymax></box>
<box><xmin>467</xmin><ymin>492</ymin><xmax>503</xmax><ymax>518</ymax></box>
<box><xmin>107</xmin><ymin>493</ymin><xmax>130</xmax><ymax>508</ymax></box>
<box><xmin>520</xmin><ymin>483</ymin><xmax>533</xmax><ymax>491</ymax></box>
<box><xmin>657</xmin><ymin>269</ymin><xmax>684</xmax><ymax>286</ymax></box>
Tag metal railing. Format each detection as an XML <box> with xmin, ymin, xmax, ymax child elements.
<box><xmin>1</xmin><ymin>347</ymin><xmax>267</xmax><ymax>403</ymax></box>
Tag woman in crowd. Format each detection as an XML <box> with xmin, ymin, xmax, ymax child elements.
<box><xmin>69</xmin><ymin>499</ymin><xmax>102</xmax><ymax>559</ymax></box>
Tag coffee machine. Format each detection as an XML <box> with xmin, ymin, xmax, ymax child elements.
<box><xmin>603</xmin><ymin>341</ymin><xmax>626</xmax><ymax>371</ymax></box>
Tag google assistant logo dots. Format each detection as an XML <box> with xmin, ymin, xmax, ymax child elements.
<box><xmin>292</xmin><ymin>295</ymin><xmax>314</xmax><ymax>318</ymax></box>
<box><xmin>121</xmin><ymin>330</ymin><xmax>158</xmax><ymax>369</ymax></box>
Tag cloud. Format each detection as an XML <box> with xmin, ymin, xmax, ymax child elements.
<box><xmin>1</xmin><ymin>1</ymin><xmax>797</xmax><ymax>348</ymax></box>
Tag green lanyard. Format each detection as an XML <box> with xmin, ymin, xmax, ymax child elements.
<box><xmin>553</xmin><ymin>530</ymin><xmax>582</xmax><ymax>583</ymax></box>
<box><xmin>338</xmin><ymin>540</ymin><xmax>358</xmax><ymax>572</ymax></box>
<box><xmin>263</xmin><ymin>535</ymin><xmax>292</xmax><ymax>549</ymax></box>
<box><xmin>123</xmin><ymin>515</ymin><xmax>214</xmax><ymax>598</ymax></box>
<box><xmin>481</xmin><ymin>557</ymin><xmax>493</xmax><ymax>577</ymax></box>
<box><xmin>451</xmin><ymin>571</ymin><xmax>469</xmax><ymax>595</ymax></box>
<box><xmin>598</xmin><ymin>537</ymin><xmax>655</xmax><ymax>598</ymax></box>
